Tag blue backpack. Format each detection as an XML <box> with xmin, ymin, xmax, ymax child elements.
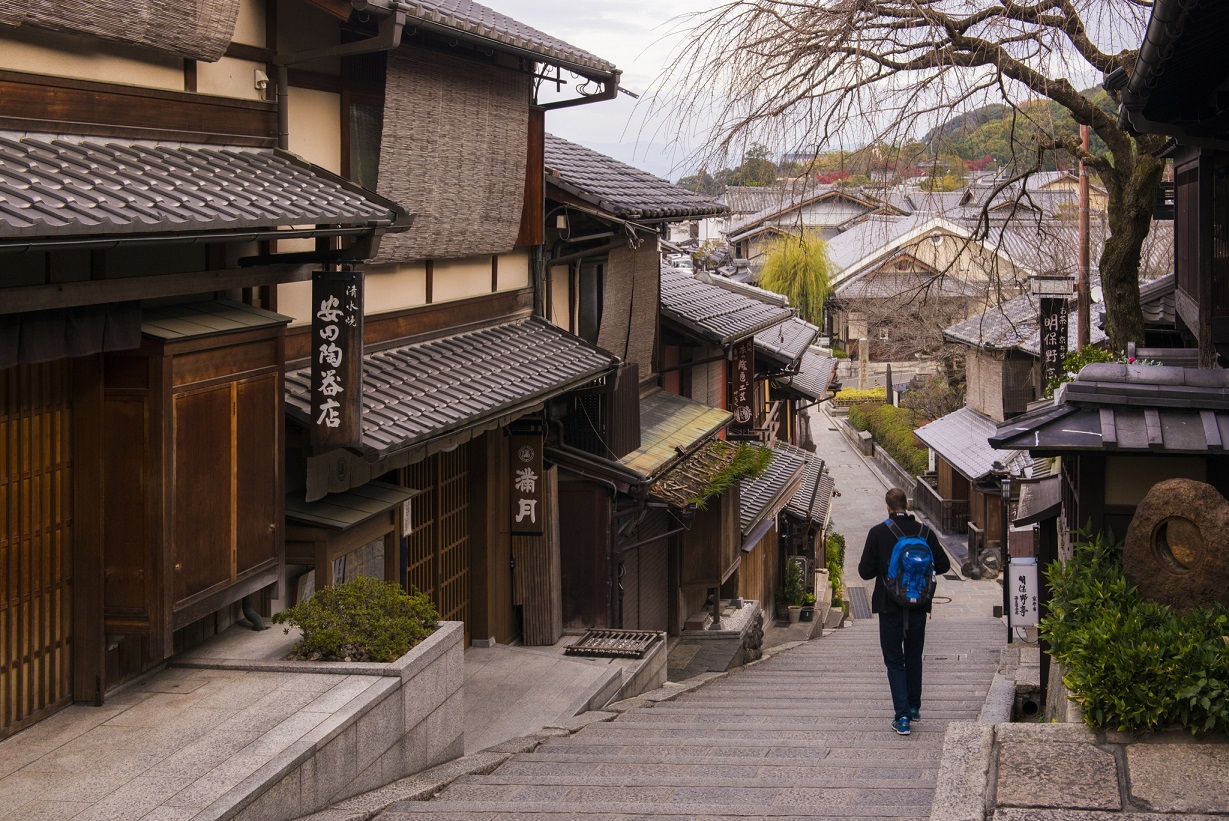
<box><xmin>884</xmin><ymin>519</ymin><xmax>936</xmax><ymax>608</ymax></box>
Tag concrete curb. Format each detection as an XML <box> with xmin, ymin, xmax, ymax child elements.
<box><xmin>929</xmin><ymin>722</ymin><xmax>994</xmax><ymax>821</ymax></box>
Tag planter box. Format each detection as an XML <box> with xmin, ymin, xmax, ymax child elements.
<box><xmin>175</xmin><ymin>621</ymin><xmax>465</xmax><ymax>821</ymax></box>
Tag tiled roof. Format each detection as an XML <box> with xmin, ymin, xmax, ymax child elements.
<box><xmin>701</xmin><ymin>275</ymin><xmax>790</xmax><ymax>307</ymax></box>
<box><xmin>991</xmin><ymin>363</ymin><xmax>1229</xmax><ymax>454</ymax></box>
<box><xmin>394</xmin><ymin>1</ymin><xmax>615</xmax><ymax>76</ymax></box>
<box><xmin>785</xmin><ymin>348</ymin><xmax>838</xmax><ymax>400</ymax></box>
<box><xmin>726</xmin><ymin>186</ymin><xmax>892</xmax><ymax>239</ymax></box>
<box><xmin>0</xmin><ymin>133</ymin><xmax>409</xmax><ymax>240</ymax></box>
<box><xmin>835</xmin><ymin>269</ymin><xmax>987</xmax><ymax>300</ymax></box>
<box><xmin>781</xmin><ymin>442</ymin><xmax>833</xmax><ymax>526</ymax></box>
<box><xmin>1140</xmin><ymin>272</ymin><xmax>1176</xmax><ymax>325</ymax></box>
<box><xmin>620</xmin><ymin>390</ymin><xmax>732</xmax><ymax>481</ymax></box>
<box><xmin>660</xmin><ymin>268</ymin><xmax>793</xmax><ymax>345</ymax></box>
<box><xmin>943</xmin><ymin>280</ymin><xmax>1123</xmax><ymax>356</ymax></box>
<box><xmin>544</xmin><ymin>134</ymin><xmax>725</xmax><ymax>220</ymax></box>
<box><xmin>284</xmin><ymin>318</ymin><xmax>617</xmax><ymax>458</ymax></box>
<box><xmin>738</xmin><ymin>442</ymin><xmax>806</xmax><ymax>534</ymax></box>
<box><xmin>915</xmin><ymin>406</ymin><xmax>1031</xmax><ymax>482</ymax></box>
<box><xmin>141</xmin><ymin>300</ymin><xmax>291</xmax><ymax>341</ymax></box>
<box><xmin>755</xmin><ymin>318</ymin><xmax>819</xmax><ymax>367</ymax></box>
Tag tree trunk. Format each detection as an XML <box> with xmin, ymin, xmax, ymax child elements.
<box><xmin>1099</xmin><ymin>151</ymin><xmax>1164</xmax><ymax>351</ymax></box>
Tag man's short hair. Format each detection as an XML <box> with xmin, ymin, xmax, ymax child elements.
<box><xmin>885</xmin><ymin>487</ymin><xmax>908</xmax><ymax>512</ymax></box>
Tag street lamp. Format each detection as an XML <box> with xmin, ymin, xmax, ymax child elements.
<box><xmin>1000</xmin><ymin>472</ymin><xmax>1012</xmax><ymax>645</ymax></box>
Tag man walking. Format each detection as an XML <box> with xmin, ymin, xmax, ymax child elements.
<box><xmin>859</xmin><ymin>487</ymin><xmax>950</xmax><ymax>735</ymax></box>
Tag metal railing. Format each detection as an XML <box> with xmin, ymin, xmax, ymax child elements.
<box><xmin>914</xmin><ymin>478</ymin><xmax>970</xmax><ymax>535</ymax></box>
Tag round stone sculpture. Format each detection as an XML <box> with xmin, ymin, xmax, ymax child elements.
<box><xmin>1123</xmin><ymin>478</ymin><xmax>1229</xmax><ymax>611</ymax></box>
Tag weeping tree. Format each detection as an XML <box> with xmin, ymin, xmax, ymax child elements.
<box><xmin>758</xmin><ymin>232</ymin><xmax>834</xmax><ymax>326</ymax></box>
<box><xmin>661</xmin><ymin>1</ymin><xmax>1165</xmax><ymax>349</ymax></box>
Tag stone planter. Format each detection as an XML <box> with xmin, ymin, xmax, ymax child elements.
<box><xmin>175</xmin><ymin>621</ymin><xmax>465</xmax><ymax>821</ymax></box>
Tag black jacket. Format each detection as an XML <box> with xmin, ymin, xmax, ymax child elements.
<box><xmin>858</xmin><ymin>512</ymin><xmax>951</xmax><ymax>614</ymax></box>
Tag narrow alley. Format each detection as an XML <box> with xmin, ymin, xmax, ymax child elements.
<box><xmin>363</xmin><ymin>407</ymin><xmax>1008</xmax><ymax>820</ymax></box>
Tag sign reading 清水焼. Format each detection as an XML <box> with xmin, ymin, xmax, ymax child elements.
<box><xmin>730</xmin><ymin>337</ymin><xmax>755</xmax><ymax>434</ymax></box>
<box><xmin>509</xmin><ymin>434</ymin><xmax>544</xmax><ymax>536</ymax></box>
<box><xmin>1039</xmin><ymin>298</ymin><xmax>1069</xmax><ymax>386</ymax></box>
<box><xmin>310</xmin><ymin>271</ymin><xmax>364</xmax><ymax>452</ymax></box>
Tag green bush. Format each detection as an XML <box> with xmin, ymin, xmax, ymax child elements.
<box><xmin>833</xmin><ymin>386</ymin><xmax>886</xmax><ymax>406</ymax></box>
<box><xmin>783</xmin><ymin>557</ymin><xmax>807</xmax><ymax>606</ymax></box>
<box><xmin>830</xmin><ymin>346</ymin><xmax>849</xmax><ymax>359</ymax></box>
<box><xmin>1044</xmin><ymin>345</ymin><xmax>1117</xmax><ymax>397</ymax></box>
<box><xmin>1042</xmin><ymin>533</ymin><xmax>1229</xmax><ymax>733</ymax></box>
<box><xmin>826</xmin><ymin>531</ymin><xmax>846</xmax><ymax>602</ymax></box>
<box><xmin>273</xmin><ymin>576</ymin><xmax>440</xmax><ymax>663</ymax></box>
<box><xmin>849</xmin><ymin>402</ymin><xmax>929</xmax><ymax>475</ymax></box>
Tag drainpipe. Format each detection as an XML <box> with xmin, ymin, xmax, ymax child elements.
<box><xmin>276</xmin><ymin>65</ymin><xmax>290</xmax><ymax>151</ymax></box>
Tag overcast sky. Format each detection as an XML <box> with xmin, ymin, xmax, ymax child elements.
<box><xmin>490</xmin><ymin>0</ymin><xmax>712</xmax><ymax>181</ymax></box>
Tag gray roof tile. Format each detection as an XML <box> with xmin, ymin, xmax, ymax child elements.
<box><xmin>660</xmin><ymin>267</ymin><xmax>793</xmax><ymax>345</ymax></box>
<box><xmin>285</xmin><ymin>318</ymin><xmax>617</xmax><ymax>458</ymax></box>
<box><xmin>0</xmin><ymin>133</ymin><xmax>407</xmax><ymax>239</ymax></box>
<box><xmin>786</xmin><ymin>348</ymin><xmax>838</xmax><ymax>401</ymax></box>
<box><xmin>395</xmin><ymin>0</ymin><xmax>615</xmax><ymax>75</ymax></box>
<box><xmin>915</xmin><ymin>406</ymin><xmax>1031</xmax><ymax>481</ymax></box>
<box><xmin>739</xmin><ymin>442</ymin><xmax>807</xmax><ymax>533</ymax></box>
<box><xmin>770</xmin><ymin>440</ymin><xmax>832</xmax><ymax>526</ymax></box>
<box><xmin>545</xmin><ymin>134</ymin><xmax>726</xmax><ymax>220</ymax></box>
<box><xmin>755</xmin><ymin>318</ymin><xmax>819</xmax><ymax>366</ymax></box>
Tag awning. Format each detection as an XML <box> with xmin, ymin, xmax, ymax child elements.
<box><xmin>916</xmin><ymin>406</ymin><xmax>1031</xmax><ymax>482</ymax></box>
<box><xmin>660</xmin><ymin>267</ymin><xmax>793</xmax><ymax>345</ymax></box>
<box><xmin>755</xmin><ymin>318</ymin><xmax>819</xmax><ymax>368</ymax></box>
<box><xmin>991</xmin><ymin>363</ymin><xmax>1229</xmax><ymax>455</ymax></box>
<box><xmin>286</xmin><ymin>481</ymin><xmax>417</xmax><ymax>530</ymax></box>
<box><xmin>0</xmin><ymin>132</ymin><xmax>411</xmax><ymax>250</ymax></box>
<box><xmin>1014</xmin><ymin>476</ymin><xmax>1061</xmax><ymax>526</ymax></box>
<box><xmin>773</xmin><ymin>348</ymin><xmax>837</xmax><ymax>401</ymax></box>
<box><xmin>649</xmin><ymin>439</ymin><xmax>740</xmax><ymax>509</ymax></box>
<box><xmin>739</xmin><ymin>441</ymin><xmax>806</xmax><ymax>538</ymax></box>
<box><xmin>288</xmin><ymin>317</ymin><xmax>619</xmax><ymax>499</ymax></box>
<box><xmin>285</xmin><ymin>481</ymin><xmax>417</xmax><ymax>584</ymax></box>
<box><xmin>780</xmin><ymin>442</ymin><xmax>833</xmax><ymax>529</ymax></box>
<box><xmin>619</xmin><ymin>390</ymin><xmax>733</xmax><ymax>481</ymax></box>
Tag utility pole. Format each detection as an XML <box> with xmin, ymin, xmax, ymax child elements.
<box><xmin>1077</xmin><ymin>125</ymin><xmax>1091</xmax><ymax>349</ymax></box>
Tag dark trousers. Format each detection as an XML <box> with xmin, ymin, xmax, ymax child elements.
<box><xmin>878</xmin><ymin>607</ymin><xmax>928</xmax><ymax>720</ymax></box>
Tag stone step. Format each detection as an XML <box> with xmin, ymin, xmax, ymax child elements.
<box><xmin>509</xmin><ymin>750</ymin><xmax>945</xmax><ymax>767</ymax></box>
<box><xmin>381</xmin><ymin>798</ymin><xmax>933</xmax><ymax>818</ymax></box>
<box><xmin>493</xmin><ymin>759</ymin><xmax>938</xmax><ymax>780</ymax></box>
<box><xmin>454</xmin><ymin>772</ymin><xmax>938</xmax><ymax>790</ymax></box>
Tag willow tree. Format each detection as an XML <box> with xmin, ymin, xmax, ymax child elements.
<box><xmin>758</xmin><ymin>232</ymin><xmax>833</xmax><ymax>326</ymax></box>
<box><xmin>663</xmin><ymin>1</ymin><xmax>1165</xmax><ymax>349</ymax></box>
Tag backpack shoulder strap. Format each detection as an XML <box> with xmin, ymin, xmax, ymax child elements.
<box><xmin>885</xmin><ymin>519</ymin><xmax>906</xmax><ymax>540</ymax></box>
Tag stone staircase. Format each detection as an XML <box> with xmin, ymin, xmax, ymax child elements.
<box><xmin>378</xmin><ymin>613</ymin><xmax>1005</xmax><ymax>820</ymax></box>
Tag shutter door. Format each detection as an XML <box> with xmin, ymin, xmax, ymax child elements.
<box><xmin>617</xmin><ymin>508</ymin><xmax>669</xmax><ymax>632</ymax></box>
<box><xmin>1</xmin><ymin>362</ymin><xmax>73</xmax><ymax>739</ymax></box>
<box><xmin>404</xmin><ymin>444</ymin><xmax>471</xmax><ymax>628</ymax></box>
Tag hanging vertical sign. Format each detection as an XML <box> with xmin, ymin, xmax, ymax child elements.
<box><xmin>1039</xmin><ymin>298</ymin><xmax>1069</xmax><ymax>386</ymax></box>
<box><xmin>730</xmin><ymin>337</ymin><xmax>755</xmax><ymax>434</ymax></box>
<box><xmin>509</xmin><ymin>434</ymin><xmax>545</xmax><ymax>536</ymax></box>
<box><xmin>311</xmin><ymin>270</ymin><xmax>364</xmax><ymax>452</ymax></box>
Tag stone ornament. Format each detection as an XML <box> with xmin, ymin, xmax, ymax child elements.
<box><xmin>1124</xmin><ymin>478</ymin><xmax>1229</xmax><ymax>611</ymax></box>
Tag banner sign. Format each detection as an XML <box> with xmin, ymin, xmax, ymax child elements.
<box><xmin>509</xmin><ymin>434</ymin><xmax>545</xmax><ymax>535</ymax></box>
<box><xmin>730</xmin><ymin>337</ymin><xmax>755</xmax><ymax>434</ymax></box>
<box><xmin>1039</xmin><ymin>298</ymin><xmax>1069</xmax><ymax>386</ymax></box>
<box><xmin>310</xmin><ymin>270</ymin><xmax>364</xmax><ymax>452</ymax></box>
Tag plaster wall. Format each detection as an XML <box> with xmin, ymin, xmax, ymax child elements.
<box><xmin>0</xmin><ymin>27</ymin><xmax>183</xmax><ymax>88</ymax></box>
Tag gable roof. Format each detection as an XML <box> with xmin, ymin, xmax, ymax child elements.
<box><xmin>739</xmin><ymin>442</ymin><xmax>807</xmax><ymax>536</ymax></box>
<box><xmin>726</xmin><ymin>186</ymin><xmax>904</xmax><ymax>241</ymax></box>
<box><xmin>915</xmin><ymin>406</ymin><xmax>1033</xmax><ymax>482</ymax></box>
<box><xmin>660</xmin><ymin>267</ymin><xmax>793</xmax><ymax>345</ymax></box>
<box><xmin>544</xmin><ymin>134</ymin><xmax>726</xmax><ymax>221</ymax></box>
<box><xmin>393</xmin><ymin>1</ymin><xmax>616</xmax><ymax>78</ymax></box>
<box><xmin>755</xmin><ymin>318</ymin><xmax>820</xmax><ymax>367</ymax></box>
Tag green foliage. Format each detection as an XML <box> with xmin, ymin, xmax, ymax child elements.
<box><xmin>1042</xmin><ymin>534</ymin><xmax>1229</xmax><ymax>734</ymax></box>
<box><xmin>826</xmin><ymin>531</ymin><xmax>846</xmax><ymax>602</ymax></box>
<box><xmin>1044</xmin><ymin>345</ymin><xmax>1118</xmax><ymax>397</ymax></box>
<box><xmin>272</xmin><ymin>576</ymin><xmax>440</xmax><ymax>663</ymax></box>
<box><xmin>849</xmin><ymin>403</ymin><xmax>929</xmax><ymax>475</ymax></box>
<box><xmin>757</xmin><ymin>232</ymin><xmax>834</xmax><ymax>326</ymax></box>
<box><xmin>691</xmin><ymin>443</ymin><xmax>772</xmax><ymax>509</ymax></box>
<box><xmin>783</xmin><ymin>557</ymin><xmax>807</xmax><ymax>607</ymax></box>
<box><xmin>833</xmin><ymin>386</ymin><xmax>886</xmax><ymax>406</ymax></box>
<box><xmin>829</xmin><ymin>347</ymin><xmax>849</xmax><ymax>359</ymax></box>
<box><xmin>728</xmin><ymin>143</ymin><xmax>778</xmax><ymax>187</ymax></box>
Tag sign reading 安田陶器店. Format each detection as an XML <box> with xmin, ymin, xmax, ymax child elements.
<box><xmin>311</xmin><ymin>270</ymin><xmax>364</xmax><ymax>452</ymax></box>
<box><xmin>509</xmin><ymin>434</ymin><xmax>545</xmax><ymax>536</ymax></box>
<box><xmin>730</xmin><ymin>337</ymin><xmax>755</xmax><ymax>434</ymax></box>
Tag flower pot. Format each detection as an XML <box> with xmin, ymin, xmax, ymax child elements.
<box><xmin>800</xmin><ymin>606</ymin><xmax>814</xmax><ymax>622</ymax></box>
<box><xmin>775</xmin><ymin>602</ymin><xmax>789</xmax><ymax>621</ymax></box>
<box><xmin>787</xmin><ymin>605</ymin><xmax>802</xmax><ymax>624</ymax></box>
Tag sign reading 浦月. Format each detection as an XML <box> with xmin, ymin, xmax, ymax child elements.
<box><xmin>509</xmin><ymin>434</ymin><xmax>544</xmax><ymax>536</ymax></box>
<box><xmin>310</xmin><ymin>270</ymin><xmax>364</xmax><ymax>452</ymax></box>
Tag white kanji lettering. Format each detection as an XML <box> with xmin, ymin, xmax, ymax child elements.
<box><xmin>318</xmin><ymin>324</ymin><xmax>340</xmax><ymax>342</ymax></box>
<box><xmin>514</xmin><ymin>467</ymin><xmax>538</xmax><ymax>493</ymax></box>
<box><xmin>319</xmin><ymin>369</ymin><xmax>344</xmax><ymax>397</ymax></box>
<box><xmin>319</xmin><ymin>342</ymin><xmax>343</xmax><ymax>367</ymax></box>
<box><xmin>317</xmin><ymin>295</ymin><xmax>343</xmax><ymax>323</ymax></box>
<box><xmin>316</xmin><ymin>397</ymin><xmax>341</xmax><ymax>427</ymax></box>
<box><xmin>515</xmin><ymin>498</ymin><xmax>537</xmax><ymax>524</ymax></box>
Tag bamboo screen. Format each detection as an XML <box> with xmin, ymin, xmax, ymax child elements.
<box><xmin>0</xmin><ymin>0</ymin><xmax>241</xmax><ymax>61</ymax></box>
<box><xmin>375</xmin><ymin>48</ymin><xmax>529</xmax><ymax>262</ymax></box>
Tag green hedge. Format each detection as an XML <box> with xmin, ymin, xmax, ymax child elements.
<box><xmin>1043</xmin><ymin>534</ymin><xmax>1229</xmax><ymax>733</ymax></box>
<box><xmin>849</xmin><ymin>402</ymin><xmax>929</xmax><ymax>474</ymax></box>
<box><xmin>833</xmin><ymin>386</ymin><xmax>886</xmax><ymax>407</ymax></box>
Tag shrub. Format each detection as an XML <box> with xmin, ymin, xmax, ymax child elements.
<box><xmin>830</xmin><ymin>346</ymin><xmax>849</xmax><ymax>359</ymax></box>
<box><xmin>783</xmin><ymin>557</ymin><xmax>807</xmax><ymax>607</ymax></box>
<box><xmin>825</xmin><ymin>531</ymin><xmax>846</xmax><ymax>601</ymax></box>
<box><xmin>833</xmin><ymin>386</ymin><xmax>886</xmax><ymax>407</ymax></box>
<box><xmin>849</xmin><ymin>402</ymin><xmax>929</xmax><ymax>475</ymax></box>
<box><xmin>1042</xmin><ymin>533</ymin><xmax>1229</xmax><ymax>733</ymax></box>
<box><xmin>1044</xmin><ymin>345</ymin><xmax>1117</xmax><ymax>397</ymax></box>
<box><xmin>273</xmin><ymin>576</ymin><xmax>440</xmax><ymax>663</ymax></box>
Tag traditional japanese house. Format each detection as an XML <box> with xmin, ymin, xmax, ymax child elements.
<box><xmin>0</xmin><ymin>0</ymin><xmax>623</xmax><ymax>735</ymax></box>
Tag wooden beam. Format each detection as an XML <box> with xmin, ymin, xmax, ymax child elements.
<box><xmin>0</xmin><ymin>264</ymin><xmax>314</xmax><ymax>314</ymax></box>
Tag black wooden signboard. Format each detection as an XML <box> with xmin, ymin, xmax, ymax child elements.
<box><xmin>509</xmin><ymin>434</ymin><xmax>545</xmax><ymax>536</ymax></box>
<box><xmin>729</xmin><ymin>337</ymin><xmax>755</xmax><ymax>434</ymax></box>
<box><xmin>310</xmin><ymin>270</ymin><xmax>364</xmax><ymax>452</ymax></box>
<box><xmin>1039</xmin><ymin>298</ymin><xmax>1069</xmax><ymax>386</ymax></box>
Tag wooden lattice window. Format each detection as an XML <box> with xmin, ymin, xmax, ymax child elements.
<box><xmin>402</xmin><ymin>445</ymin><xmax>470</xmax><ymax>625</ymax></box>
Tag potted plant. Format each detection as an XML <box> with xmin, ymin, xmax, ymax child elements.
<box><xmin>799</xmin><ymin>591</ymin><xmax>817</xmax><ymax>622</ymax></box>
<box><xmin>783</xmin><ymin>558</ymin><xmax>806</xmax><ymax>624</ymax></box>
